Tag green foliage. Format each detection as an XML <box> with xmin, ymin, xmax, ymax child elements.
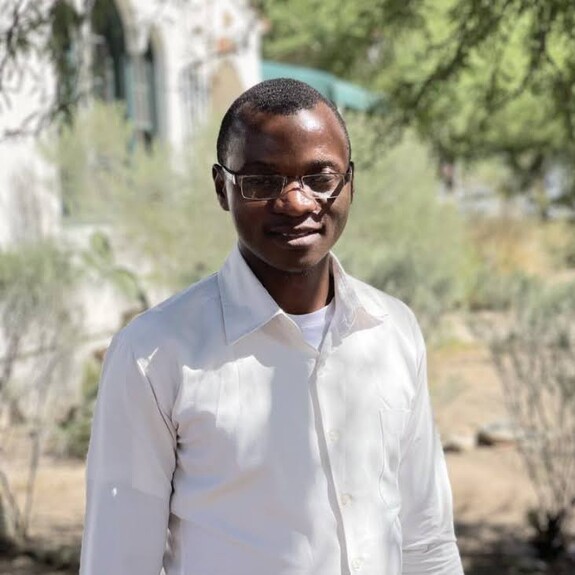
<box><xmin>42</xmin><ymin>101</ymin><xmax>135</xmax><ymax>219</ymax></box>
<box><xmin>43</xmin><ymin>102</ymin><xmax>236</xmax><ymax>290</ymax></box>
<box><xmin>513</xmin><ymin>280</ymin><xmax>575</xmax><ymax>339</ymax></box>
<box><xmin>0</xmin><ymin>239</ymin><xmax>79</xmax><ymax>414</ymax></box>
<box><xmin>558</xmin><ymin>224</ymin><xmax>575</xmax><ymax>268</ymax></box>
<box><xmin>82</xmin><ymin>231</ymin><xmax>149</xmax><ymax>309</ymax></box>
<box><xmin>0</xmin><ymin>1</ymin><xmax>85</xmax><ymax>138</ymax></box>
<box><xmin>465</xmin><ymin>268</ymin><xmax>532</xmax><ymax>312</ymax></box>
<box><xmin>257</xmin><ymin>0</ymin><xmax>389</xmax><ymax>83</ymax></box>
<box><xmin>484</xmin><ymin>279</ymin><xmax>575</xmax><ymax>559</ymax></box>
<box><xmin>0</xmin><ymin>239</ymin><xmax>79</xmax><ymax>543</ymax></box>
<box><xmin>337</xmin><ymin>115</ymin><xmax>476</xmax><ymax>333</ymax></box>
<box><xmin>0</xmin><ymin>240</ymin><xmax>76</xmax><ymax>348</ymax></box>
<box><xmin>0</xmin><ymin>238</ymin><xmax>79</xmax><ymax>415</ymax></box>
<box><xmin>54</xmin><ymin>357</ymin><xmax>100</xmax><ymax>460</ymax></box>
<box><xmin>258</xmin><ymin>0</ymin><xmax>575</xmax><ymax>210</ymax></box>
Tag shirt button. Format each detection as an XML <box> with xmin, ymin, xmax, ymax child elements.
<box><xmin>341</xmin><ymin>493</ymin><xmax>353</xmax><ymax>506</ymax></box>
<box><xmin>351</xmin><ymin>557</ymin><xmax>363</xmax><ymax>571</ymax></box>
<box><xmin>328</xmin><ymin>429</ymin><xmax>340</xmax><ymax>443</ymax></box>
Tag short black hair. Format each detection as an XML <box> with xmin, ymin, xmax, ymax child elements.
<box><xmin>216</xmin><ymin>78</ymin><xmax>351</xmax><ymax>165</ymax></box>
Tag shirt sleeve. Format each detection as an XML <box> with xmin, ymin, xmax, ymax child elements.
<box><xmin>80</xmin><ymin>332</ymin><xmax>177</xmax><ymax>575</ymax></box>
<box><xmin>398</xmin><ymin>321</ymin><xmax>464</xmax><ymax>575</ymax></box>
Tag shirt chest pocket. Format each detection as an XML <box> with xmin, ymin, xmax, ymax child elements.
<box><xmin>379</xmin><ymin>408</ymin><xmax>411</xmax><ymax>509</ymax></box>
<box><xmin>178</xmin><ymin>362</ymin><xmax>280</xmax><ymax>469</ymax></box>
<box><xmin>178</xmin><ymin>365</ymin><xmax>241</xmax><ymax>448</ymax></box>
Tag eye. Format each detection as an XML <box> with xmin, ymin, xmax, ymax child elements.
<box><xmin>305</xmin><ymin>173</ymin><xmax>339</xmax><ymax>192</ymax></box>
<box><xmin>239</xmin><ymin>174</ymin><xmax>284</xmax><ymax>199</ymax></box>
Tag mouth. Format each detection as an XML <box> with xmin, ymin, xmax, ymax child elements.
<box><xmin>268</xmin><ymin>226</ymin><xmax>323</xmax><ymax>247</ymax></box>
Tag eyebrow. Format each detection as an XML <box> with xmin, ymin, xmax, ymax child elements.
<box><xmin>306</xmin><ymin>159</ymin><xmax>343</xmax><ymax>171</ymax></box>
<box><xmin>240</xmin><ymin>161</ymin><xmax>278</xmax><ymax>173</ymax></box>
<box><xmin>241</xmin><ymin>159</ymin><xmax>345</xmax><ymax>173</ymax></box>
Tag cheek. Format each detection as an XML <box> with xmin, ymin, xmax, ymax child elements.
<box><xmin>332</xmin><ymin>214</ymin><xmax>349</xmax><ymax>242</ymax></box>
<box><xmin>230</xmin><ymin>202</ymin><xmax>265</xmax><ymax>235</ymax></box>
<box><xmin>328</xmin><ymin>198</ymin><xmax>352</xmax><ymax>236</ymax></box>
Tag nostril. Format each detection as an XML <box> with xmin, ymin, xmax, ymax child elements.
<box><xmin>284</xmin><ymin>188</ymin><xmax>317</xmax><ymax>204</ymax></box>
<box><xmin>274</xmin><ymin>191</ymin><xmax>318</xmax><ymax>214</ymax></box>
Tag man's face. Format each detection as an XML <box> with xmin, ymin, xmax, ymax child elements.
<box><xmin>213</xmin><ymin>102</ymin><xmax>353</xmax><ymax>276</ymax></box>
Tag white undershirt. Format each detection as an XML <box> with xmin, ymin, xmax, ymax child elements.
<box><xmin>287</xmin><ymin>299</ymin><xmax>335</xmax><ymax>349</ymax></box>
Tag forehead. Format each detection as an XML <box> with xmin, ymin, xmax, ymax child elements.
<box><xmin>225</xmin><ymin>103</ymin><xmax>349</xmax><ymax>170</ymax></box>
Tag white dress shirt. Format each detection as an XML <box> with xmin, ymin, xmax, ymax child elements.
<box><xmin>80</xmin><ymin>246</ymin><xmax>463</xmax><ymax>575</ymax></box>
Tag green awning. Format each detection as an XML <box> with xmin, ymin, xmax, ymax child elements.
<box><xmin>262</xmin><ymin>60</ymin><xmax>380</xmax><ymax>112</ymax></box>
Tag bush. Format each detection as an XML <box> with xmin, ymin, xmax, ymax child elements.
<box><xmin>551</xmin><ymin>221</ymin><xmax>575</xmax><ymax>269</ymax></box>
<box><xmin>466</xmin><ymin>267</ymin><xmax>533</xmax><ymax>311</ymax></box>
<box><xmin>53</xmin><ymin>356</ymin><xmax>100</xmax><ymax>459</ymax></box>
<box><xmin>43</xmin><ymin>102</ymin><xmax>236</xmax><ymax>291</ymax></box>
<box><xmin>481</xmin><ymin>280</ymin><xmax>575</xmax><ymax>559</ymax></box>
<box><xmin>337</xmin><ymin>118</ymin><xmax>476</xmax><ymax>334</ymax></box>
<box><xmin>0</xmin><ymin>240</ymin><xmax>79</xmax><ymax>542</ymax></box>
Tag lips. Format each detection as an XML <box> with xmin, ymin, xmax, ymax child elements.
<box><xmin>267</xmin><ymin>225</ymin><xmax>323</xmax><ymax>247</ymax></box>
<box><xmin>268</xmin><ymin>225</ymin><xmax>322</xmax><ymax>236</ymax></box>
<box><xmin>275</xmin><ymin>229</ymin><xmax>319</xmax><ymax>238</ymax></box>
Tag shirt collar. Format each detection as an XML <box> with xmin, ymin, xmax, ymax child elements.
<box><xmin>329</xmin><ymin>253</ymin><xmax>388</xmax><ymax>333</ymax></box>
<box><xmin>217</xmin><ymin>245</ymin><xmax>388</xmax><ymax>345</ymax></box>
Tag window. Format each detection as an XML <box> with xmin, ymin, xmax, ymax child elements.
<box><xmin>90</xmin><ymin>0</ymin><xmax>126</xmax><ymax>102</ymax></box>
<box><xmin>183</xmin><ymin>65</ymin><xmax>209</xmax><ymax>133</ymax></box>
<box><xmin>50</xmin><ymin>0</ymin><xmax>81</xmax><ymax>121</ymax></box>
<box><xmin>126</xmin><ymin>45</ymin><xmax>157</xmax><ymax>145</ymax></box>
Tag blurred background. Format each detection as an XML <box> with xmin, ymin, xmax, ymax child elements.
<box><xmin>1</xmin><ymin>1</ymin><xmax>575</xmax><ymax>573</ymax></box>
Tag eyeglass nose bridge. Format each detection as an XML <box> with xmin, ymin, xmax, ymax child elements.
<box><xmin>279</xmin><ymin>175</ymin><xmax>319</xmax><ymax>200</ymax></box>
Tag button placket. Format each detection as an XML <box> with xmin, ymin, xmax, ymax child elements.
<box><xmin>314</xmin><ymin>353</ymin><xmax>344</xmax><ymax>482</ymax></box>
<box><xmin>313</xmin><ymin>346</ymin><xmax>355</xmax><ymax>570</ymax></box>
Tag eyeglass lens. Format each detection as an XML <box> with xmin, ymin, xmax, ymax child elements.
<box><xmin>241</xmin><ymin>173</ymin><xmax>344</xmax><ymax>200</ymax></box>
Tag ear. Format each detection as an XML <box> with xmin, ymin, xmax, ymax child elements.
<box><xmin>348</xmin><ymin>161</ymin><xmax>355</xmax><ymax>203</ymax></box>
<box><xmin>212</xmin><ymin>164</ymin><xmax>230</xmax><ymax>211</ymax></box>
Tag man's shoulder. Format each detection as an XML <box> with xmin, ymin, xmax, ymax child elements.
<box><xmin>117</xmin><ymin>272</ymin><xmax>221</xmax><ymax>350</ymax></box>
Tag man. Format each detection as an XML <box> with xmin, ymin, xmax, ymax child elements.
<box><xmin>80</xmin><ymin>78</ymin><xmax>463</xmax><ymax>575</ymax></box>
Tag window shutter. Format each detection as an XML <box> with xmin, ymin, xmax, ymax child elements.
<box><xmin>92</xmin><ymin>35</ymin><xmax>115</xmax><ymax>101</ymax></box>
<box><xmin>185</xmin><ymin>67</ymin><xmax>208</xmax><ymax>132</ymax></box>
<box><xmin>123</xmin><ymin>56</ymin><xmax>134</xmax><ymax>118</ymax></box>
<box><xmin>124</xmin><ymin>55</ymin><xmax>157</xmax><ymax>140</ymax></box>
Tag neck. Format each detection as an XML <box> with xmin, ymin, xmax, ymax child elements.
<box><xmin>240</xmin><ymin>250</ymin><xmax>334</xmax><ymax>315</ymax></box>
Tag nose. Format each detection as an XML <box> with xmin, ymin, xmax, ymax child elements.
<box><xmin>272</xmin><ymin>179</ymin><xmax>318</xmax><ymax>216</ymax></box>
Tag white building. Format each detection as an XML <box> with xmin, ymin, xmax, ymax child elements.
<box><xmin>0</xmin><ymin>0</ymin><xmax>262</xmax><ymax>247</ymax></box>
<box><xmin>0</xmin><ymin>1</ymin><xmax>261</xmax><ymax>416</ymax></box>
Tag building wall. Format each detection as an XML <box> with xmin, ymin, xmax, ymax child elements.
<box><xmin>0</xmin><ymin>0</ymin><xmax>262</xmax><ymax>249</ymax></box>
<box><xmin>0</xmin><ymin>0</ymin><xmax>262</xmax><ymax>412</ymax></box>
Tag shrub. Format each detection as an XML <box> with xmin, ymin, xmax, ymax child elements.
<box><xmin>53</xmin><ymin>356</ymin><xmax>100</xmax><ymax>460</ymax></box>
<box><xmin>42</xmin><ymin>102</ymin><xmax>235</xmax><ymax>291</ymax></box>
<box><xmin>466</xmin><ymin>267</ymin><xmax>533</xmax><ymax>311</ymax></box>
<box><xmin>0</xmin><ymin>240</ymin><xmax>79</xmax><ymax>543</ymax></box>
<box><xmin>338</xmin><ymin>117</ymin><xmax>476</xmax><ymax>334</ymax></box>
<box><xmin>480</xmin><ymin>280</ymin><xmax>575</xmax><ymax>559</ymax></box>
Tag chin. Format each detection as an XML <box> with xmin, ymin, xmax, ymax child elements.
<box><xmin>264</xmin><ymin>251</ymin><xmax>330</xmax><ymax>275</ymax></box>
<box><xmin>239</xmin><ymin>240</ymin><xmax>332</xmax><ymax>275</ymax></box>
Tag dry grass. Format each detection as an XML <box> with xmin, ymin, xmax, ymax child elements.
<box><xmin>469</xmin><ymin>216</ymin><xmax>575</xmax><ymax>277</ymax></box>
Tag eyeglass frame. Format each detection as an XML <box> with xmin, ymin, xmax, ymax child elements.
<box><xmin>216</xmin><ymin>162</ymin><xmax>354</xmax><ymax>202</ymax></box>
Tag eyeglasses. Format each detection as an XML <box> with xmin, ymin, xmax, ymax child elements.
<box><xmin>217</xmin><ymin>163</ymin><xmax>353</xmax><ymax>201</ymax></box>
